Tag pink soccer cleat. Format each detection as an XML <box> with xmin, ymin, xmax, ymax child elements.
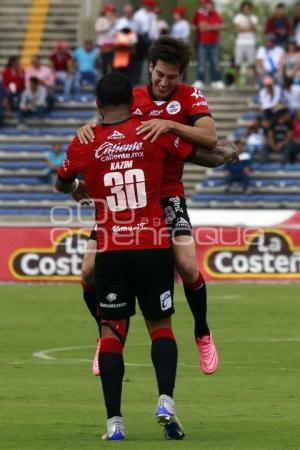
<box><xmin>195</xmin><ymin>334</ymin><xmax>219</xmax><ymax>375</ymax></box>
<box><xmin>92</xmin><ymin>337</ymin><xmax>101</xmax><ymax>376</ymax></box>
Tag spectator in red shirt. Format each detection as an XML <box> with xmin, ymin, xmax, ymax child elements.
<box><xmin>265</xmin><ymin>3</ymin><xmax>291</xmax><ymax>47</ymax></box>
<box><xmin>49</xmin><ymin>41</ymin><xmax>79</xmax><ymax>97</ymax></box>
<box><xmin>2</xmin><ymin>56</ymin><xmax>25</xmax><ymax>113</ymax></box>
<box><xmin>192</xmin><ymin>0</ymin><xmax>224</xmax><ymax>89</ymax></box>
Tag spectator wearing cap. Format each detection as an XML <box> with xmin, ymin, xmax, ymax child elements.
<box><xmin>94</xmin><ymin>4</ymin><xmax>117</xmax><ymax>76</ymax></box>
<box><xmin>1</xmin><ymin>56</ymin><xmax>25</xmax><ymax>113</ymax></box>
<box><xmin>256</xmin><ymin>34</ymin><xmax>285</xmax><ymax>85</ymax></box>
<box><xmin>73</xmin><ymin>39</ymin><xmax>100</xmax><ymax>92</ymax></box>
<box><xmin>133</xmin><ymin>0</ymin><xmax>159</xmax><ymax>85</ymax></box>
<box><xmin>171</xmin><ymin>7</ymin><xmax>191</xmax><ymax>43</ymax></box>
<box><xmin>265</xmin><ymin>3</ymin><xmax>291</xmax><ymax>48</ymax></box>
<box><xmin>233</xmin><ymin>2</ymin><xmax>258</xmax><ymax>84</ymax></box>
<box><xmin>49</xmin><ymin>41</ymin><xmax>78</xmax><ymax>97</ymax></box>
<box><xmin>259</xmin><ymin>76</ymin><xmax>283</xmax><ymax>120</ymax></box>
<box><xmin>225</xmin><ymin>140</ymin><xmax>252</xmax><ymax>193</ymax></box>
<box><xmin>192</xmin><ymin>0</ymin><xmax>224</xmax><ymax>90</ymax></box>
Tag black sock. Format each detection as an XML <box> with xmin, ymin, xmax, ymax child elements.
<box><xmin>184</xmin><ymin>279</ymin><xmax>210</xmax><ymax>338</ymax></box>
<box><xmin>151</xmin><ymin>337</ymin><xmax>177</xmax><ymax>397</ymax></box>
<box><xmin>82</xmin><ymin>288</ymin><xmax>101</xmax><ymax>334</ymax></box>
<box><xmin>99</xmin><ymin>351</ymin><xmax>124</xmax><ymax>419</ymax></box>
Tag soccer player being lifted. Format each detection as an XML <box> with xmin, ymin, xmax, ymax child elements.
<box><xmin>56</xmin><ymin>72</ymin><xmax>239</xmax><ymax>441</ymax></box>
<box><xmin>77</xmin><ymin>37</ymin><xmax>222</xmax><ymax>378</ymax></box>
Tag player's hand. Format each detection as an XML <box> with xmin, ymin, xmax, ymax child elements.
<box><xmin>72</xmin><ymin>180</ymin><xmax>93</xmax><ymax>205</ymax></box>
<box><xmin>136</xmin><ymin>119</ymin><xmax>173</xmax><ymax>143</ymax></box>
<box><xmin>77</xmin><ymin>123</ymin><xmax>97</xmax><ymax>144</ymax></box>
<box><xmin>218</xmin><ymin>140</ymin><xmax>241</xmax><ymax>163</ymax></box>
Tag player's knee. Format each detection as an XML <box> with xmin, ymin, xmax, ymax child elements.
<box><xmin>176</xmin><ymin>258</ymin><xmax>199</xmax><ymax>283</ymax></box>
<box><xmin>81</xmin><ymin>262</ymin><xmax>94</xmax><ymax>286</ymax></box>
<box><xmin>150</xmin><ymin>326</ymin><xmax>175</xmax><ymax>341</ymax></box>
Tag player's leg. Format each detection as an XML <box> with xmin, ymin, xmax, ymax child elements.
<box><xmin>136</xmin><ymin>248</ymin><xmax>184</xmax><ymax>440</ymax></box>
<box><xmin>94</xmin><ymin>250</ymin><xmax>134</xmax><ymax>441</ymax></box>
<box><xmin>81</xmin><ymin>227</ymin><xmax>102</xmax><ymax>375</ymax></box>
<box><xmin>163</xmin><ymin>197</ymin><xmax>218</xmax><ymax>375</ymax></box>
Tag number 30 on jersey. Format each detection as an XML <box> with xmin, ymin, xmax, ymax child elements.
<box><xmin>104</xmin><ymin>169</ymin><xmax>147</xmax><ymax>211</ymax></box>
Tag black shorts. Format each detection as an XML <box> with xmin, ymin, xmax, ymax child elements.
<box><xmin>162</xmin><ymin>196</ymin><xmax>193</xmax><ymax>237</ymax></box>
<box><xmin>94</xmin><ymin>248</ymin><xmax>175</xmax><ymax>321</ymax></box>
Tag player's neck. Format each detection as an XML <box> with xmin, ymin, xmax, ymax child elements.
<box><xmin>101</xmin><ymin>106</ymin><xmax>131</xmax><ymax>124</ymax></box>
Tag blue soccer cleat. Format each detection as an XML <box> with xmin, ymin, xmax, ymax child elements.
<box><xmin>101</xmin><ymin>416</ymin><xmax>125</xmax><ymax>441</ymax></box>
<box><xmin>156</xmin><ymin>395</ymin><xmax>185</xmax><ymax>440</ymax></box>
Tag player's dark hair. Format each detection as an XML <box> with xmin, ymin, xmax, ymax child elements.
<box><xmin>96</xmin><ymin>72</ymin><xmax>133</xmax><ymax>107</ymax></box>
<box><xmin>148</xmin><ymin>36</ymin><xmax>191</xmax><ymax>74</ymax></box>
<box><xmin>240</xmin><ymin>1</ymin><xmax>252</xmax><ymax>10</ymax></box>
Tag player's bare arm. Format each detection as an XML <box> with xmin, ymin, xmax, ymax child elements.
<box><xmin>190</xmin><ymin>140</ymin><xmax>240</xmax><ymax>168</ymax></box>
<box><xmin>136</xmin><ymin>116</ymin><xmax>217</xmax><ymax>148</ymax></box>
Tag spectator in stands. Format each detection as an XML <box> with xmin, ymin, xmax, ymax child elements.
<box><xmin>94</xmin><ymin>4</ymin><xmax>117</xmax><ymax>76</ymax></box>
<box><xmin>17</xmin><ymin>76</ymin><xmax>48</xmax><ymax>127</ymax></box>
<box><xmin>73</xmin><ymin>39</ymin><xmax>100</xmax><ymax>91</ymax></box>
<box><xmin>49</xmin><ymin>41</ymin><xmax>78</xmax><ymax>97</ymax></box>
<box><xmin>282</xmin><ymin>76</ymin><xmax>300</xmax><ymax>116</ymax></box>
<box><xmin>25</xmin><ymin>55</ymin><xmax>55</xmax><ymax>89</ymax></box>
<box><xmin>256</xmin><ymin>34</ymin><xmax>285</xmax><ymax>86</ymax></box>
<box><xmin>171</xmin><ymin>7</ymin><xmax>190</xmax><ymax>43</ymax></box>
<box><xmin>265</xmin><ymin>3</ymin><xmax>291</xmax><ymax>48</ymax></box>
<box><xmin>284</xmin><ymin>109</ymin><xmax>300</xmax><ymax>164</ymax></box>
<box><xmin>133</xmin><ymin>0</ymin><xmax>158</xmax><ymax>85</ymax></box>
<box><xmin>266</xmin><ymin>107</ymin><xmax>293</xmax><ymax>161</ymax></box>
<box><xmin>192</xmin><ymin>0</ymin><xmax>224</xmax><ymax>89</ymax></box>
<box><xmin>224</xmin><ymin>57</ymin><xmax>237</xmax><ymax>87</ymax></box>
<box><xmin>233</xmin><ymin>2</ymin><xmax>258</xmax><ymax>85</ymax></box>
<box><xmin>225</xmin><ymin>139</ymin><xmax>252</xmax><ymax>193</ymax></box>
<box><xmin>278</xmin><ymin>38</ymin><xmax>300</xmax><ymax>83</ymax></box>
<box><xmin>292</xmin><ymin>2</ymin><xmax>300</xmax><ymax>47</ymax></box>
<box><xmin>259</xmin><ymin>76</ymin><xmax>282</xmax><ymax>120</ymax></box>
<box><xmin>46</xmin><ymin>143</ymin><xmax>66</xmax><ymax>184</ymax></box>
<box><xmin>245</xmin><ymin>118</ymin><xmax>267</xmax><ymax>161</ymax></box>
<box><xmin>155</xmin><ymin>7</ymin><xmax>170</xmax><ymax>36</ymax></box>
<box><xmin>112</xmin><ymin>26</ymin><xmax>137</xmax><ymax>82</ymax></box>
<box><xmin>115</xmin><ymin>3</ymin><xmax>138</xmax><ymax>33</ymax></box>
<box><xmin>1</xmin><ymin>56</ymin><xmax>25</xmax><ymax>114</ymax></box>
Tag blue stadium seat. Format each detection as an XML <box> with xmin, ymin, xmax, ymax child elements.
<box><xmin>0</xmin><ymin>176</ymin><xmax>47</xmax><ymax>185</ymax></box>
<box><xmin>0</xmin><ymin>161</ymin><xmax>48</xmax><ymax>169</ymax></box>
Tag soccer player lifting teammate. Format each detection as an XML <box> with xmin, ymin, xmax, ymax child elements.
<box><xmin>56</xmin><ymin>72</ymin><xmax>239</xmax><ymax>441</ymax></box>
<box><xmin>77</xmin><ymin>37</ymin><xmax>222</xmax><ymax>377</ymax></box>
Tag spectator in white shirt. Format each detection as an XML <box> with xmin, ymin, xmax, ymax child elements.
<box><xmin>259</xmin><ymin>76</ymin><xmax>282</xmax><ymax>119</ymax></box>
<box><xmin>233</xmin><ymin>1</ymin><xmax>258</xmax><ymax>83</ymax></box>
<box><xmin>171</xmin><ymin>6</ymin><xmax>191</xmax><ymax>43</ymax></box>
<box><xmin>133</xmin><ymin>0</ymin><xmax>158</xmax><ymax>84</ymax></box>
<box><xmin>256</xmin><ymin>34</ymin><xmax>285</xmax><ymax>85</ymax></box>
<box><xmin>282</xmin><ymin>76</ymin><xmax>300</xmax><ymax>116</ymax></box>
<box><xmin>94</xmin><ymin>4</ymin><xmax>117</xmax><ymax>76</ymax></box>
<box><xmin>115</xmin><ymin>4</ymin><xmax>139</xmax><ymax>34</ymax></box>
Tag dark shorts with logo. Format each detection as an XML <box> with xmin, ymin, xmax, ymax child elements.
<box><xmin>162</xmin><ymin>196</ymin><xmax>193</xmax><ymax>237</ymax></box>
<box><xmin>94</xmin><ymin>248</ymin><xmax>175</xmax><ymax>321</ymax></box>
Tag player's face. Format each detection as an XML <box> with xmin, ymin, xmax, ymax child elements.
<box><xmin>150</xmin><ymin>61</ymin><xmax>182</xmax><ymax>100</ymax></box>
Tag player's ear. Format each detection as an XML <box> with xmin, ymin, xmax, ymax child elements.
<box><xmin>96</xmin><ymin>98</ymin><xmax>101</xmax><ymax>110</ymax></box>
<box><xmin>149</xmin><ymin>63</ymin><xmax>154</xmax><ymax>74</ymax></box>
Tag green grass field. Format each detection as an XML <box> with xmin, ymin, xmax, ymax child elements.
<box><xmin>1</xmin><ymin>283</ymin><xmax>300</xmax><ymax>450</ymax></box>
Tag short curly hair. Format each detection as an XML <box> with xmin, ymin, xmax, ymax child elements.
<box><xmin>148</xmin><ymin>36</ymin><xmax>191</xmax><ymax>74</ymax></box>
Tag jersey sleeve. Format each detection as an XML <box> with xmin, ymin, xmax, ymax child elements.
<box><xmin>57</xmin><ymin>136</ymin><xmax>85</xmax><ymax>182</ymax></box>
<box><xmin>184</xmin><ymin>85</ymin><xmax>212</xmax><ymax>123</ymax></box>
<box><xmin>159</xmin><ymin>134</ymin><xmax>193</xmax><ymax>161</ymax></box>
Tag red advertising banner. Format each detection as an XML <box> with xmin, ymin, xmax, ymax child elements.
<box><xmin>1</xmin><ymin>226</ymin><xmax>300</xmax><ymax>282</ymax></box>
